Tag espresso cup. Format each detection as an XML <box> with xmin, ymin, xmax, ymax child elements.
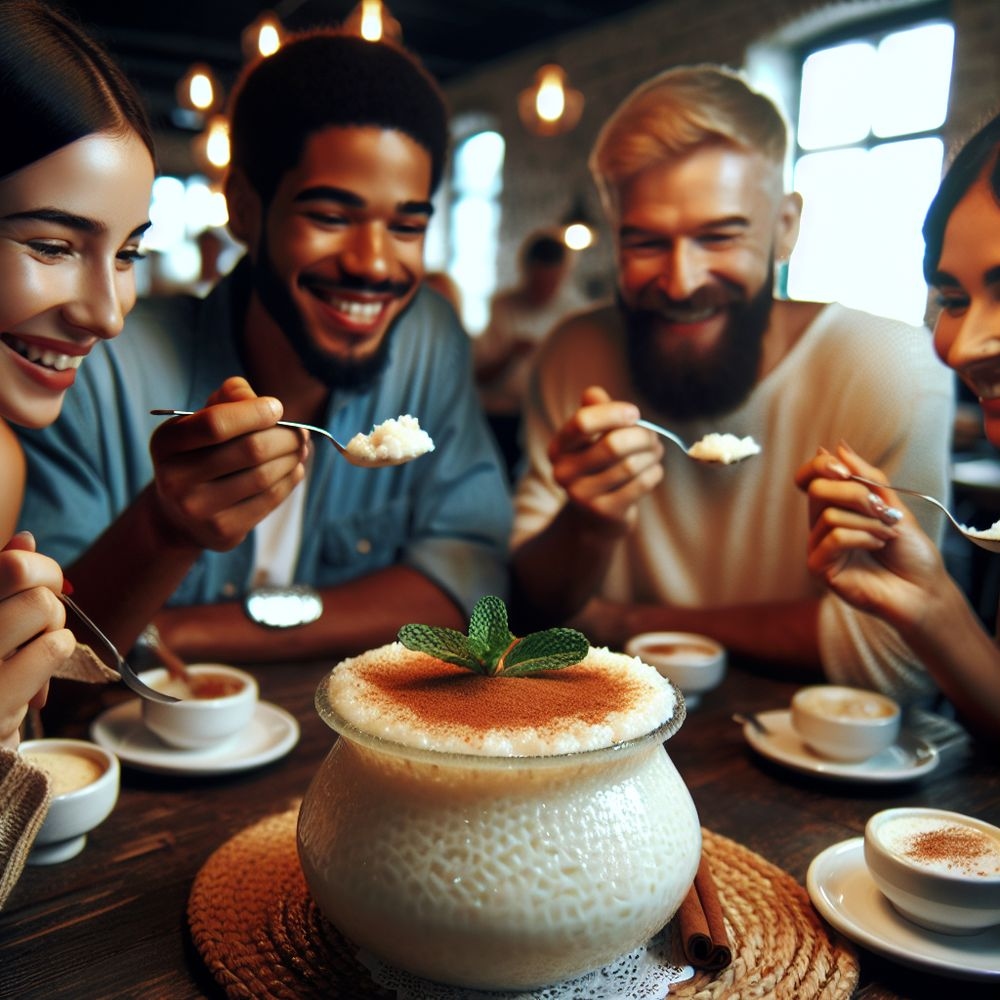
<box><xmin>790</xmin><ymin>685</ymin><xmax>900</xmax><ymax>762</ymax></box>
<box><xmin>625</xmin><ymin>632</ymin><xmax>726</xmax><ymax>709</ymax></box>
<box><xmin>139</xmin><ymin>664</ymin><xmax>258</xmax><ymax>749</ymax></box>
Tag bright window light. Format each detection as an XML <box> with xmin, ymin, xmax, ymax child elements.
<box><xmin>448</xmin><ymin>130</ymin><xmax>505</xmax><ymax>333</ymax></box>
<box><xmin>789</xmin><ymin>138</ymin><xmax>944</xmax><ymax>324</ymax></box>
<box><xmin>797</xmin><ymin>43</ymin><xmax>876</xmax><ymax>150</ymax></box>
<box><xmin>789</xmin><ymin>18</ymin><xmax>955</xmax><ymax>326</ymax></box>
<box><xmin>872</xmin><ymin>23</ymin><xmax>955</xmax><ymax>137</ymax></box>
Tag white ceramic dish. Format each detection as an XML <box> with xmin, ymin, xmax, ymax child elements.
<box><xmin>741</xmin><ymin>709</ymin><xmax>938</xmax><ymax>783</ymax></box>
<box><xmin>807</xmin><ymin>838</ymin><xmax>1000</xmax><ymax>981</ymax></box>
<box><xmin>864</xmin><ymin>807</ymin><xmax>1000</xmax><ymax>934</ymax></box>
<box><xmin>140</xmin><ymin>664</ymin><xmax>258</xmax><ymax>749</ymax></box>
<box><xmin>790</xmin><ymin>685</ymin><xmax>900</xmax><ymax>762</ymax></box>
<box><xmin>20</xmin><ymin>738</ymin><xmax>120</xmax><ymax>865</ymax></box>
<box><xmin>624</xmin><ymin>631</ymin><xmax>726</xmax><ymax>709</ymax></box>
<box><xmin>90</xmin><ymin>700</ymin><xmax>298</xmax><ymax>775</ymax></box>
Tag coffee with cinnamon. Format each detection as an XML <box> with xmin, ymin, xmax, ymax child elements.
<box><xmin>877</xmin><ymin>814</ymin><xmax>1000</xmax><ymax>877</ymax></box>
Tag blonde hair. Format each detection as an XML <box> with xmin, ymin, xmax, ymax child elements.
<box><xmin>589</xmin><ymin>64</ymin><xmax>789</xmax><ymax>214</ymax></box>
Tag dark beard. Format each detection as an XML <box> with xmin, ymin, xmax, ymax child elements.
<box><xmin>250</xmin><ymin>240</ymin><xmax>407</xmax><ymax>393</ymax></box>
<box><xmin>621</xmin><ymin>269</ymin><xmax>774</xmax><ymax>421</ymax></box>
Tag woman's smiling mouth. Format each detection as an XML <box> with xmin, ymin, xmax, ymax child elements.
<box><xmin>2</xmin><ymin>333</ymin><xmax>86</xmax><ymax>371</ymax></box>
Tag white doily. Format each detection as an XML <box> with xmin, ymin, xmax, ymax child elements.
<box><xmin>358</xmin><ymin>930</ymin><xmax>694</xmax><ymax>1000</ymax></box>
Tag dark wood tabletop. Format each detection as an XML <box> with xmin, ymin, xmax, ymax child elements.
<box><xmin>2</xmin><ymin>658</ymin><xmax>998</xmax><ymax>1000</ymax></box>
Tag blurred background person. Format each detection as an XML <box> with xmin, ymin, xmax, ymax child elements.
<box><xmin>474</xmin><ymin>231</ymin><xmax>586</xmax><ymax>481</ymax></box>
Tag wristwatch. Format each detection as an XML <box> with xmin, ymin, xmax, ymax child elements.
<box><xmin>244</xmin><ymin>584</ymin><xmax>324</xmax><ymax>629</ymax></box>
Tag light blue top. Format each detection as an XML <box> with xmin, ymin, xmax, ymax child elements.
<box><xmin>17</xmin><ymin>265</ymin><xmax>512</xmax><ymax>615</ymax></box>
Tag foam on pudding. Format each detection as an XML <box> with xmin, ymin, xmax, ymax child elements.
<box><xmin>325</xmin><ymin>642</ymin><xmax>679</xmax><ymax>756</ymax></box>
<box><xmin>687</xmin><ymin>432</ymin><xmax>760</xmax><ymax>464</ymax></box>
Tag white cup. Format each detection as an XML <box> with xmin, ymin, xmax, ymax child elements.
<box><xmin>865</xmin><ymin>807</ymin><xmax>1000</xmax><ymax>934</ymax></box>
<box><xmin>20</xmin><ymin>738</ymin><xmax>120</xmax><ymax>864</ymax></box>
<box><xmin>140</xmin><ymin>664</ymin><xmax>258</xmax><ymax>749</ymax></box>
<box><xmin>790</xmin><ymin>685</ymin><xmax>900</xmax><ymax>762</ymax></box>
<box><xmin>624</xmin><ymin>632</ymin><xmax>726</xmax><ymax>709</ymax></box>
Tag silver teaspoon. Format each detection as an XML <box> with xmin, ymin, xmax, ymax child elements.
<box><xmin>150</xmin><ymin>410</ymin><xmax>425</xmax><ymax>469</ymax></box>
<box><xmin>850</xmin><ymin>474</ymin><xmax>1000</xmax><ymax>554</ymax></box>
<box><xmin>636</xmin><ymin>419</ymin><xmax>761</xmax><ymax>464</ymax></box>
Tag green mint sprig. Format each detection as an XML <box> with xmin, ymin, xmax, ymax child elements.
<box><xmin>397</xmin><ymin>595</ymin><xmax>588</xmax><ymax>677</ymax></box>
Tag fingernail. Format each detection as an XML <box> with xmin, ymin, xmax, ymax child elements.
<box><xmin>14</xmin><ymin>530</ymin><xmax>34</xmax><ymax>543</ymax></box>
<box><xmin>868</xmin><ymin>493</ymin><xmax>903</xmax><ymax>524</ymax></box>
<box><xmin>829</xmin><ymin>460</ymin><xmax>851</xmax><ymax>478</ymax></box>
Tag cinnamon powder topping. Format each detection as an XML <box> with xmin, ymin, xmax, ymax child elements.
<box><xmin>325</xmin><ymin>643</ymin><xmax>679</xmax><ymax>755</ymax></box>
<box><xmin>903</xmin><ymin>825</ymin><xmax>998</xmax><ymax>877</ymax></box>
<box><xmin>358</xmin><ymin>653</ymin><xmax>642</xmax><ymax>735</ymax></box>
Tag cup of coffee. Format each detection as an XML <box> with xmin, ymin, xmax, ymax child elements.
<box><xmin>624</xmin><ymin>632</ymin><xmax>726</xmax><ymax>709</ymax></box>
<box><xmin>19</xmin><ymin>738</ymin><xmax>120</xmax><ymax>864</ymax></box>
<box><xmin>139</xmin><ymin>664</ymin><xmax>257</xmax><ymax>749</ymax></box>
<box><xmin>864</xmin><ymin>807</ymin><xmax>1000</xmax><ymax>934</ymax></box>
<box><xmin>790</xmin><ymin>685</ymin><xmax>900</xmax><ymax>762</ymax></box>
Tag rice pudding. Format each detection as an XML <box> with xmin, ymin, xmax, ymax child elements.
<box><xmin>346</xmin><ymin>414</ymin><xmax>434</xmax><ymax>464</ymax></box>
<box><xmin>298</xmin><ymin>643</ymin><xmax>700</xmax><ymax>990</ymax></box>
<box><xmin>687</xmin><ymin>432</ymin><xmax>760</xmax><ymax>464</ymax></box>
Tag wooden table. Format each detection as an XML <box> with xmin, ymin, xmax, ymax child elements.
<box><xmin>2</xmin><ymin>659</ymin><xmax>997</xmax><ymax>999</ymax></box>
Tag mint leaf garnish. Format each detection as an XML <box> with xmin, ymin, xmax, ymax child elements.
<box><xmin>396</xmin><ymin>623</ymin><xmax>482</xmax><ymax>673</ymax></box>
<box><xmin>397</xmin><ymin>596</ymin><xmax>588</xmax><ymax>677</ymax></box>
<box><xmin>502</xmin><ymin>628</ymin><xmax>589</xmax><ymax>677</ymax></box>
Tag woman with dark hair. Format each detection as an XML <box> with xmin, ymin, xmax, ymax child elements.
<box><xmin>0</xmin><ymin>0</ymin><xmax>155</xmax><ymax>905</ymax></box>
<box><xmin>795</xmin><ymin>111</ymin><xmax>1000</xmax><ymax>744</ymax></box>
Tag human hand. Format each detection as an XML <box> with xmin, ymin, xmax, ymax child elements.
<box><xmin>548</xmin><ymin>386</ymin><xmax>664</xmax><ymax>532</ymax></box>
<box><xmin>0</xmin><ymin>532</ymin><xmax>75</xmax><ymax>748</ymax></box>
<box><xmin>794</xmin><ymin>443</ymin><xmax>948</xmax><ymax>627</ymax></box>
<box><xmin>148</xmin><ymin>376</ymin><xmax>308</xmax><ymax>552</ymax></box>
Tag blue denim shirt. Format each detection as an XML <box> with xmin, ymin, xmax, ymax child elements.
<box><xmin>17</xmin><ymin>265</ymin><xmax>512</xmax><ymax>615</ymax></box>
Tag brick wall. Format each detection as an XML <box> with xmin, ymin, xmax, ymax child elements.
<box><xmin>443</xmin><ymin>0</ymin><xmax>1000</xmax><ymax>301</ymax></box>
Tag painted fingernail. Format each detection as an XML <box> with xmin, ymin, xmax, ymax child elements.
<box><xmin>868</xmin><ymin>493</ymin><xmax>903</xmax><ymax>524</ymax></box>
<box><xmin>829</xmin><ymin>460</ymin><xmax>851</xmax><ymax>478</ymax></box>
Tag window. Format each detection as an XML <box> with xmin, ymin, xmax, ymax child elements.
<box><xmin>446</xmin><ymin>129</ymin><xmax>505</xmax><ymax>334</ymax></box>
<box><xmin>785</xmin><ymin>14</ymin><xmax>955</xmax><ymax>325</ymax></box>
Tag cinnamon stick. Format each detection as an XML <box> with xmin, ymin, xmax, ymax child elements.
<box><xmin>676</xmin><ymin>853</ymin><xmax>731</xmax><ymax>970</ymax></box>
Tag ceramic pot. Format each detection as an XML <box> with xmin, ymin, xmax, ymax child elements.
<box><xmin>297</xmin><ymin>681</ymin><xmax>700</xmax><ymax>990</ymax></box>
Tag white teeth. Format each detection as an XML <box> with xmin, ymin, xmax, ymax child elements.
<box><xmin>9</xmin><ymin>336</ymin><xmax>84</xmax><ymax>371</ymax></box>
<box><xmin>329</xmin><ymin>297</ymin><xmax>383</xmax><ymax>321</ymax></box>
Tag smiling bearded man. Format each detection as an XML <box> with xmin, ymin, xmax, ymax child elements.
<box><xmin>509</xmin><ymin>64</ymin><xmax>954</xmax><ymax>708</ymax></box>
<box><xmin>16</xmin><ymin>30</ymin><xmax>512</xmax><ymax>678</ymax></box>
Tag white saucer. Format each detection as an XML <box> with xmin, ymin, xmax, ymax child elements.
<box><xmin>807</xmin><ymin>838</ymin><xmax>1000</xmax><ymax>981</ymax></box>
<box><xmin>742</xmin><ymin>709</ymin><xmax>938</xmax><ymax>782</ymax></box>
<box><xmin>90</xmin><ymin>699</ymin><xmax>299</xmax><ymax>776</ymax></box>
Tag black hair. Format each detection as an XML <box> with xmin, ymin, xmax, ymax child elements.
<box><xmin>923</xmin><ymin>110</ymin><xmax>1000</xmax><ymax>283</ymax></box>
<box><xmin>0</xmin><ymin>0</ymin><xmax>155</xmax><ymax>179</ymax></box>
<box><xmin>523</xmin><ymin>234</ymin><xmax>568</xmax><ymax>267</ymax></box>
<box><xmin>229</xmin><ymin>30</ymin><xmax>449</xmax><ymax>204</ymax></box>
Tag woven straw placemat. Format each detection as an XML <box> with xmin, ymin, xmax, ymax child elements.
<box><xmin>187</xmin><ymin>809</ymin><xmax>858</xmax><ymax>999</ymax></box>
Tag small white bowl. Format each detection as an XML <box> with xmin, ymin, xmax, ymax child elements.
<box><xmin>19</xmin><ymin>738</ymin><xmax>120</xmax><ymax>865</ymax></box>
<box><xmin>865</xmin><ymin>807</ymin><xmax>1000</xmax><ymax>934</ymax></box>
<box><xmin>790</xmin><ymin>685</ymin><xmax>900</xmax><ymax>762</ymax></box>
<box><xmin>139</xmin><ymin>664</ymin><xmax>258</xmax><ymax>750</ymax></box>
<box><xmin>624</xmin><ymin>632</ymin><xmax>726</xmax><ymax>708</ymax></box>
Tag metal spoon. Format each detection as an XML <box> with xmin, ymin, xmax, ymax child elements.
<box><xmin>150</xmin><ymin>409</ymin><xmax>422</xmax><ymax>469</ymax></box>
<box><xmin>850</xmin><ymin>474</ymin><xmax>1000</xmax><ymax>554</ymax></box>
<box><xmin>732</xmin><ymin>711</ymin><xmax>772</xmax><ymax>736</ymax></box>
<box><xmin>60</xmin><ymin>593</ymin><xmax>179</xmax><ymax>704</ymax></box>
<box><xmin>636</xmin><ymin>419</ymin><xmax>760</xmax><ymax>464</ymax></box>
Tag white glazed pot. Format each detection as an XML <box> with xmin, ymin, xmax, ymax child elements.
<box><xmin>297</xmin><ymin>688</ymin><xmax>700</xmax><ymax>991</ymax></box>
